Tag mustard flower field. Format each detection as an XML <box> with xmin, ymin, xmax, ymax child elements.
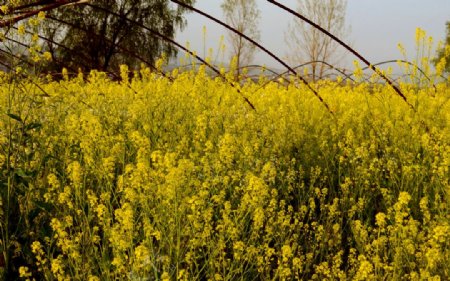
<box><xmin>0</xmin><ymin>64</ymin><xmax>449</xmax><ymax>280</ymax></box>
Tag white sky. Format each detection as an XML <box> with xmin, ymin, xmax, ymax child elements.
<box><xmin>176</xmin><ymin>0</ymin><xmax>450</xmax><ymax>70</ymax></box>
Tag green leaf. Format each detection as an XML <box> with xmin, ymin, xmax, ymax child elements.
<box><xmin>25</xmin><ymin>122</ymin><xmax>42</xmax><ymax>131</ymax></box>
<box><xmin>6</xmin><ymin>113</ymin><xmax>23</xmax><ymax>123</ymax></box>
<box><xmin>32</xmin><ymin>200</ymin><xmax>54</xmax><ymax>214</ymax></box>
<box><xmin>15</xmin><ymin>168</ymin><xmax>28</xmax><ymax>178</ymax></box>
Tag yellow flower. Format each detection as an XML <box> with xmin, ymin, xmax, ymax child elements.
<box><xmin>0</xmin><ymin>5</ymin><xmax>9</xmax><ymax>14</ymax></box>
<box><xmin>375</xmin><ymin>212</ymin><xmax>387</xmax><ymax>228</ymax></box>
<box><xmin>415</xmin><ymin>27</ymin><xmax>426</xmax><ymax>43</ymax></box>
<box><xmin>134</xmin><ymin>244</ymin><xmax>150</xmax><ymax>268</ymax></box>
<box><xmin>51</xmin><ymin>256</ymin><xmax>65</xmax><ymax>276</ymax></box>
<box><xmin>67</xmin><ymin>161</ymin><xmax>83</xmax><ymax>186</ymax></box>
<box><xmin>354</xmin><ymin>255</ymin><xmax>374</xmax><ymax>280</ymax></box>
<box><xmin>398</xmin><ymin>192</ymin><xmax>411</xmax><ymax>206</ymax></box>
<box><xmin>38</xmin><ymin>11</ymin><xmax>46</xmax><ymax>19</ymax></box>
<box><xmin>281</xmin><ymin>245</ymin><xmax>292</xmax><ymax>263</ymax></box>
<box><xmin>17</xmin><ymin>24</ymin><xmax>26</xmax><ymax>35</ymax></box>
<box><xmin>432</xmin><ymin>224</ymin><xmax>449</xmax><ymax>244</ymax></box>
<box><xmin>233</xmin><ymin>241</ymin><xmax>245</xmax><ymax>260</ymax></box>
<box><xmin>19</xmin><ymin>266</ymin><xmax>32</xmax><ymax>278</ymax></box>
<box><xmin>161</xmin><ymin>272</ymin><xmax>170</xmax><ymax>281</ymax></box>
<box><xmin>43</xmin><ymin>51</ymin><xmax>52</xmax><ymax>61</ymax></box>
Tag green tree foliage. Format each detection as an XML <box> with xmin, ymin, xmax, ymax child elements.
<box><xmin>44</xmin><ymin>0</ymin><xmax>195</xmax><ymax>72</ymax></box>
<box><xmin>434</xmin><ymin>21</ymin><xmax>450</xmax><ymax>74</ymax></box>
<box><xmin>1</xmin><ymin>0</ymin><xmax>195</xmax><ymax>73</ymax></box>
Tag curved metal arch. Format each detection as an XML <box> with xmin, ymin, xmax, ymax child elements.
<box><xmin>337</xmin><ymin>59</ymin><xmax>439</xmax><ymax>94</ymax></box>
<box><xmin>362</xmin><ymin>60</ymin><xmax>439</xmax><ymax>93</ymax></box>
<box><xmin>80</xmin><ymin>2</ymin><xmax>256</xmax><ymax>110</ymax></box>
<box><xmin>169</xmin><ymin>0</ymin><xmax>333</xmax><ymax>116</ymax></box>
<box><xmin>249</xmin><ymin>60</ymin><xmax>356</xmax><ymax>97</ymax></box>
<box><xmin>266</xmin><ymin>0</ymin><xmax>415</xmax><ymax>111</ymax></box>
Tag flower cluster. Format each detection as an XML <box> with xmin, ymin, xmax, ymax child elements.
<box><xmin>0</xmin><ymin>61</ymin><xmax>448</xmax><ymax>280</ymax></box>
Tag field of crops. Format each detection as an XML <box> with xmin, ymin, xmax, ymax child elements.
<box><xmin>0</xmin><ymin>63</ymin><xmax>449</xmax><ymax>280</ymax></box>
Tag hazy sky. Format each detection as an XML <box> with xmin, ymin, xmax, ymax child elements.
<box><xmin>176</xmin><ymin>0</ymin><xmax>450</xmax><ymax>70</ymax></box>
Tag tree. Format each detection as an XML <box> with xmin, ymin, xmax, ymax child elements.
<box><xmin>285</xmin><ymin>0</ymin><xmax>350</xmax><ymax>81</ymax></box>
<box><xmin>1</xmin><ymin>0</ymin><xmax>195</xmax><ymax>73</ymax></box>
<box><xmin>433</xmin><ymin>21</ymin><xmax>450</xmax><ymax>75</ymax></box>
<box><xmin>221</xmin><ymin>0</ymin><xmax>260</xmax><ymax>78</ymax></box>
<box><xmin>47</xmin><ymin>0</ymin><xmax>196</xmax><ymax>73</ymax></box>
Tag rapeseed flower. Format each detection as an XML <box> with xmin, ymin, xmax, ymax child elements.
<box><xmin>2</xmin><ymin>58</ymin><xmax>449</xmax><ymax>280</ymax></box>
